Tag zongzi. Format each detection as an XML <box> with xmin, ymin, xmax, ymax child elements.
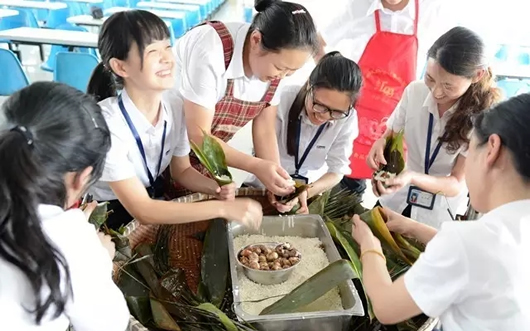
<box><xmin>373</xmin><ymin>130</ymin><xmax>405</xmax><ymax>187</ymax></box>
<box><xmin>190</xmin><ymin>129</ymin><xmax>233</xmax><ymax>186</ymax></box>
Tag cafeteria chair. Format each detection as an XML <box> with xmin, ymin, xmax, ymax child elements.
<box><xmin>496</xmin><ymin>78</ymin><xmax>530</xmax><ymax>100</ymax></box>
<box><xmin>54</xmin><ymin>52</ymin><xmax>100</xmax><ymax>92</ymax></box>
<box><xmin>41</xmin><ymin>23</ymin><xmax>96</xmax><ymax>73</ymax></box>
<box><xmin>0</xmin><ymin>49</ymin><xmax>30</xmax><ymax>96</ymax></box>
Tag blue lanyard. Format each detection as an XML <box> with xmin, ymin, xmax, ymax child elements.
<box><xmin>294</xmin><ymin>117</ymin><xmax>326</xmax><ymax>175</ymax></box>
<box><xmin>118</xmin><ymin>96</ymin><xmax>167</xmax><ymax>188</ymax></box>
<box><xmin>425</xmin><ymin>113</ymin><xmax>443</xmax><ymax>175</ymax></box>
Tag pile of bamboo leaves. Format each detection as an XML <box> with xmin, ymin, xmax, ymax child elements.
<box><xmin>115</xmin><ymin>219</ymin><xmax>257</xmax><ymax>331</ymax></box>
<box><xmin>307</xmin><ymin>189</ymin><xmax>428</xmax><ymax>331</ymax></box>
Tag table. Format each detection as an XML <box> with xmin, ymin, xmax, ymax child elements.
<box><xmin>64</xmin><ymin>0</ymin><xmax>103</xmax><ymax>3</ymax></box>
<box><xmin>0</xmin><ymin>8</ymin><xmax>17</xmax><ymax>18</ymax></box>
<box><xmin>0</xmin><ymin>27</ymin><xmax>98</xmax><ymax>48</ymax></box>
<box><xmin>105</xmin><ymin>6</ymin><xmax>187</xmax><ymax>20</ymax></box>
<box><xmin>67</xmin><ymin>15</ymin><xmax>106</xmax><ymax>27</ymax></box>
<box><xmin>0</xmin><ymin>0</ymin><xmax>67</xmax><ymax>10</ymax></box>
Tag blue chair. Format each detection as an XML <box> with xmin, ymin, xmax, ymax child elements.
<box><xmin>0</xmin><ymin>49</ymin><xmax>30</xmax><ymax>96</ymax></box>
<box><xmin>497</xmin><ymin>78</ymin><xmax>530</xmax><ymax>100</ymax></box>
<box><xmin>41</xmin><ymin>24</ymin><xmax>96</xmax><ymax>72</ymax></box>
<box><xmin>495</xmin><ymin>45</ymin><xmax>509</xmax><ymax>62</ymax></box>
<box><xmin>54</xmin><ymin>52</ymin><xmax>99</xmax><ymax>92</ymax></box>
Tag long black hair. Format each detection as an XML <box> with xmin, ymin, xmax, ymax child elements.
<box><xmin>250</xmin><ymin>0</ymin><xmax>319</xmax><ymax>55</ymax></box>
<box><xmin>427</xmin><ymin>26</ymin><xmax>501</xmax><ymax>153</ymax></box>
<box><xmin>0</xmin><ymin>82</ymin><xmax>111</xmax><ymax>324</ymax></box>
<box><xmin>87</xmin><ymin>10</ymin><xmax>170</xmax><ymax>101</ymax></box>
<box><xmin>286</xmin><ymin>51</ymin><xmax>363</xmax><ymax>156</ymax></box>
<box><xmin>474</xmin><ymin>93</ymin><xmax>530</xmax><ymax>182</ymax></box>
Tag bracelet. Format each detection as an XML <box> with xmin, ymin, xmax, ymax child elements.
<box><xmin>360</xmin><ymin>249</ymin><xmax>386</xmax><ymax>262</ymax></box>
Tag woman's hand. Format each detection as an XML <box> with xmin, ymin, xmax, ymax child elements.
<box><xmin>351</xmin><ymin>215</ymin><xmax>381</xmax><ymax>251</ymax></box>
<box><xmin>295</xmin><ymin>190</ymin><xmax>309</xmax><ymax>214</ymax></box>
<box><xmin>223</xmin><ymin>198</ymin><xmax>263</xmax><ymax>230</ymax></box>
<box><xmin>252</xmin><ymin>160</ymin><xmax>295</xmax><ymax>196</ymax></box>
<box><xmin>267</xmin><ymin>191</ymin><xmax>298</xmax><ymax>214</ymax></box>
<box><xmin>372</xmin><ymin>171</ymin><xmax>415</xmax><ymax>196</ymax></box>
<box><xmin>367</xmin><ymin>137</ymin><xmax>388</xmax><ymax>171</ymax></box>
<box><xmin>381</xmin><ymin>207</ymin><xmax>417</xmax><ymax>238</ymax></box>
<box><xmin>214</xmin><ymin>182</ymin><xmax>236</xmax><ymax>201</ymax></box>
<box><xmin>97</xmin><ymin>232</ymin><xmax>116</xmax><ymax>260</ymax></box>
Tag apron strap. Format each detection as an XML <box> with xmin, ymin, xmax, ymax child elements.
<box><xmin>261</xmin><ymin>78</ymin><xmax>281</xmax><ymax>103</ymax></box>
<box><xmin>204</xmin><ymin>21</ymin><xmax>234</xmax><ymax>70</ymax></box>
<box><xmin>374</xmin><ymin>9</ymin><xmax>381</xmax><ymax>32</ymax></box>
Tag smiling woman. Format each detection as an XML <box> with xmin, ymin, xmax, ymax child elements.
<box><xmin>85</xmin><ymin>10</ymin><xmax>263</xmax><ymax>231</ymax></box>
<box><xmin>164</xmin><ymin>0</ymin><xmax>319</xmax><ymax>200</ymax></box>
<box><xmin>245</xmin><ymin>51</ymin><xmax>363</xmax><ymax>213</ymax></box>
<box><xmin>366</xmin><ymin>26</ymin><xmax>502</xmax><ymax>228</ymax></box>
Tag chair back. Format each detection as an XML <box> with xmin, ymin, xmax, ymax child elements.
<box><xmin>0</xmin><ymin>49</ymin><xmax>30</xmax><ymax>96</ymax></box>
<box><xmin>54</xmin><ymin>52</ymin><xmax>99</xmax><ymax>92</ymax></box>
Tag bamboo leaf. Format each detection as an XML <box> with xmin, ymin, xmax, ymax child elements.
<box><xmin>150</xmin><ymin>297</ymin><xmax>182</xmax><ymax>331</ymax></box>
<box><xmin>201</xmin><ymin>219</ymin><xmax>228</xmax><ymax>308</ymax></box>
<box><xmin>359</xmin><ymin>207</ymin><xmax>412</xmax><ymax>265</ymax></box>
<box><xmin>326</xmin><ymin>221</ymin><xmax>375</xmax><ymax>321</ymax></box>
<box><xmin>307</xmin><ymin>190</ymin><xmax>330</xmax><ymax>215</ymax></box>
<box><xmin>87</xmin><ymin>202</ymin><xmax>109</xmax><ymax>230</ymax></box>
<box><xmin>190</xmin><ymin>130</ymin><xmax>233</xmax><ymax>186</ymax></box>
<box><xmin>197</xmin><ymin>303</ymin><xmax>238</xmax><ymax>331</ymax></box>
<box><xmin>392</xmin><ymin>233</ymin><xmax>422</xmax><ymax>262</ymax></box>
<box><xmin>260</xmin><ymin>259</ymin><xmax>357</xmax><ymax>315</ymax></box>
<box><xmin>126</xmin><ymin>296</ymin><xmax>152</xmax><ymax>325</ymax></box>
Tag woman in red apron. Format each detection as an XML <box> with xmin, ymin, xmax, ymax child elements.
<box><xmin>334</xmin><ymin>0</ymin><xmax>421</xmax><ymax>195</ymax></box>
<box><xmin>166</xmin><ymin>0</ymin><xmax>319</xmax><ymax>199</ymax></box>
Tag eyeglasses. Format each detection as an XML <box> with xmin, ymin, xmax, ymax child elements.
<box><xmin>308</xmin><ymin>88</ymin><xmax>352</xmax><ymax>120</ymax></box>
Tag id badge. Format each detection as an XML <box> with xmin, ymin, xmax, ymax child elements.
<box><xmin>407</xmin><ymin>186</ymin><xmax>436</xmax><ymax>210</ymax></box>
<box><xmin>290</xmin><ymin>174</ymin><xmax>309</xmax><ymax>185</ymax></box>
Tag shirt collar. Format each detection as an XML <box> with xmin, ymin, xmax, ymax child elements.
<box><xmin>120</xmin><ymin>88</ymin><xmax>168</xmax><ymax>133</ymax></box>
<box><xmin>366</xmin><ymin>0</ymin><xmax>414</xmax><ymax>17</ymax></box>
<box><xmin>422</xmin><ymin>92</ymin><xmax>459</xmax><ymax>120</ymax></box>
<box><xmin>225</xmin><ymin>24</ymin><xmax>249</xmax><ymax>80</ymax></box>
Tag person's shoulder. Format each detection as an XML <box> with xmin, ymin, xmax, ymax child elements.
<box><xmin>404</xmin><ymin>80</ymin><xmax>430</xmax><ymax>101</ymax></box>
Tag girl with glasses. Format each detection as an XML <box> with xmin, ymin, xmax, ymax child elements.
<box><xmin>246</xmin><ymin>51</ymin><xmax>363</xmax><ymax>213</ymax></box>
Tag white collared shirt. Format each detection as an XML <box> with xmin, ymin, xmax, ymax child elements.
<box><xmin>379</xmin><ymin>80</ymin><xmax>468</xmax><ymax>228</ymax></box>
<box><xmin>245</xmin><ymin>85</ymin><xmax>358</xmax><ymax>186</ymax></box>
<box><xmin>284</xmin><ymin>0</ymin><xmax>458</xmax><ymax>86</ymax></box>
<box><xmin>404</xmin><ymin>200</ymin><xmax>530</xmax><ymax>330</ymax></box>
<box><xmin>164</xmin><ymin>22</ymin><xmax>283</xmax><ymax>114</ymax></box>
<box><xmin>90</xmin><ymin>89</ymin><xmax>190</xmax><ymax>201</ymax></box>
<box><xmin>0</xmin><ymin>205</ymin><xmax>129</xmax><ymax>331</ymax></box>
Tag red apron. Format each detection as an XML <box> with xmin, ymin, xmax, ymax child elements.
<box><xmin>165</xmin><ymin>21</ymin><xmax>281</xmax><ymax>199</ymax></box>
<box><xmin>348</xmin><ymin>0</ymin><xmax>419</xmax><ymax>179</ymax></box>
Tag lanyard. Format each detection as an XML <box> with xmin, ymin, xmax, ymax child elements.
<box><xmin>424</xmin><ymin>113</ymin><xmax>443</xmax><ymax>175</ymax></box>
<box><xmin>294</xmin><ymin>117</ymin><xmax>326</xmax><ymax>175</ymax></box>
<box><xmin>118</xmin><ymin>96</ymin><xmax>167</xmax><ymax>188</ymax></box>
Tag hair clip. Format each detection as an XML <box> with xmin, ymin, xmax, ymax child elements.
<box><xmin>11</xmin><ymin>126</ymin><xmax>34</xmax><ymax>146</ymax></box>
<box><xmin>292</xmin><ymin>9</ymin><xmax>306</xmax><ymax>15</ymax></box>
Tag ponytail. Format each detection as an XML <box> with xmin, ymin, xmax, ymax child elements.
<box><xmin>441</xmin><ymin>67</ymin><xmax>502</xmax><ymax>153</ymax></box>
<box><xmin>87</xmin><ymin>62</ymin><xmax>117</xmax><ymax>102</ymax></box>
<box><xmin>286</xmin><ymin>85</ymin><xmax>308</xmax><ymax>156</ymax></box>
<box><xmin>0</xmin><ymin>129</ymin><xmax>72</xmax><ymax>324</ymax></box>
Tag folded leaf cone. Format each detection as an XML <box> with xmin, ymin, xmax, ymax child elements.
<box><xmin>190</xmin><ymin>130</ymin><xmax>233</xmax><ymax>186</ymax></box>
<box><xmin>373</xmin><ymin>130</ymin><xmax>405</xmax><ymax>185</ymax></box>
<box><xmin>275</xmin><ymin>182</ymin><xmax>310</xmax><ymax>204</ymax></box>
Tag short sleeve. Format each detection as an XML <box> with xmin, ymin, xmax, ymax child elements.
<box><xmin>47</xmin><ymin>210</ymin><xmax>130</xmax><ymax>331</ymax></box>
<box><xmin>176</xmin><ymin>25</ymin><xmax>226</xmax><ymax>111</ymax></box>
<box><xmin>386</xmin><ymin>83</ymin><xmax>411</xmax><ymax>132</ymax></box>
<box><xmin>99</xmin><ymin>119</ymin><xmax>136</xmax><ymax>183</ymax></box>
<box><xmin>171</xmin><ymin>106</ymin><xmax>191</xmax><ymax>157</ymax></box>
<box><xmin>404</xmin><ymin>225</ymin><xmax>469</xmax><ymax>318</ymax></box>
<box><xmin>326</xmin><ymin>112</ymin><xmax>358</xmax><ymax>175</ymax></box>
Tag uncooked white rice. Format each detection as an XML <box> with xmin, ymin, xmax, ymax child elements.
<box><xmin>233</xmin><ymin>234</ymin><xmax>344</xmax><ymax>315</ymax></box>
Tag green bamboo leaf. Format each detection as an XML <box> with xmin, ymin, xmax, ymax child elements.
<box><xmin>197</xmin><ymin>302</ymin><xmax>238</xmax><ymax>331</ymax></box>
<box><xmin>201</xmin><ymin>219</ymin><xmax>228</xmax><ymax>308</ymax></box>
<box><xmin>326</xmin><ymin>221</ymin><xmax>375</xmax><ymax>321</ymax></box>
<box><xmin>87</xmin><ymin>202</ymin><xmax>109</xmax><ymax>230</ymax></box>
<box><xmin>359</xmin><ymin>207</ymin><xmax>412</xmax><ymax>265</ymax></box>
<box><xmin>125</xmin><ymin>296</ymin><xmax>152</xmax><ymax>325</ymax></box>
<box><xmin>190</xmin><ymin>131</ymin><xmax>233</xmax><ymax>186</ymax></box>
